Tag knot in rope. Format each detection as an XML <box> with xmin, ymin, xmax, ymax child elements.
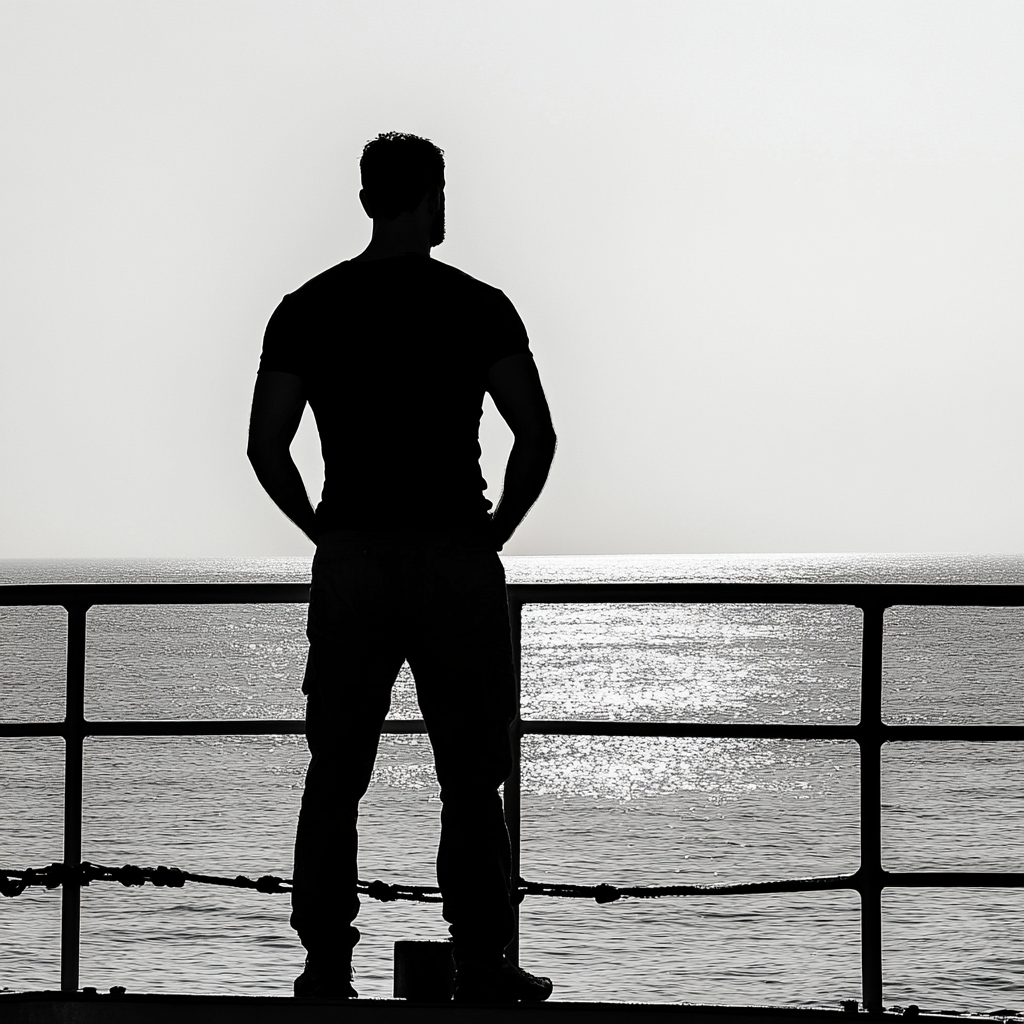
<box><xmin>151</xmin><ymin>866</ymin><xmax>186</xmax><ymax>888</ymax></box>
<box><xmin>1</xmin><ymin>862</ymin><xmax>71</xmax><ymax>896</ymax></box>
<box><xmin>366</xmin><ymin>879</ymin><xmax>397</xmax><ymax>902</ymax></box>
<box><xmin>0</xmin><ymin>874</ymin><xmax>28</xmax><ymax>898</ymax></box>
<box><xmin>254</xmin><ymin>875</ymin><xmax>287</xmax><ymax>894</ymax></box>
<box><xmin>115</xmin><ymin>864</ymin><xmax>147</xmax><ymax>887</ymax></box>
<box><xmin>593</xmin><ymin>883</ymin><xmax>621</xmax><ymax>904</ymax></box>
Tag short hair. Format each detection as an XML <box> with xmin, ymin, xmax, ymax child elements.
<box><xmin>360</xmin><ymin>132</ymin><xmax>445</xmax><ymax>219</ymax></box>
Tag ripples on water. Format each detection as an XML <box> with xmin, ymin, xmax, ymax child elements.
<box><xmin>1</xmin><ymin>554</ymin><xmax>1023</xmax><ymax>1007</ymax></box>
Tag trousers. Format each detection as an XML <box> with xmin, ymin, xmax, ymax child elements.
<box><xmin>290</xmin><ymin>531</ymin><xmax>518</xmax><ymax>964</ymax></box>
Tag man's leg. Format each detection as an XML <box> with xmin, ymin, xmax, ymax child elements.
<box><xmin>407</xmin><ymin>542</ymin><xmax>518</xmax><ymax>964</ymax></box>
<box><xmin>291</xmin><ymin>536</ymin><xmax>405</xmax><ymax>976</ymax></box>
<box><xmin>408</xmin><ymin>540</ymin><xmax>552</xmax><ymax>1002</ymax></box>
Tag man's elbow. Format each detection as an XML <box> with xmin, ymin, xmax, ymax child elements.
<box><xmin>541</xmin><ymin>426</ymin><xmax>558</xmax><ymax>458</ymax></box>
<box><xmin>520</xmin><ymin>425</ymin><xmax>557</xmax><ymax>460</ymax></box>
<box><xmin>247</xmin><ymin>437</ymin><xmax>280</xmax><ymax>480</ymax></box>
<box><xmin>246</xmin><ymin>440</ymin><xmax>263</xmax><ymax>472</ymax></box>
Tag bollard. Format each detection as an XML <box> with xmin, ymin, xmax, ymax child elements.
<box><xmin>394</xmin><ymin>940</ymin><xmax>456</xmax><ymax>1002</ymax></box>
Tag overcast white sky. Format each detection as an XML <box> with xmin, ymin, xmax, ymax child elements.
<box><xmin>1</xmin><ymin>1</ymin><xmax>1022</xmax><ymax>558</ymax></box>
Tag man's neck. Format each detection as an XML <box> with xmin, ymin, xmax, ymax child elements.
<box><xmin>353</xmin><ymin>214</ymin><xmax>432</xmax><ymax>262</ymax></box>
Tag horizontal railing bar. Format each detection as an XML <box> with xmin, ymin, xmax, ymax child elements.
<box><xmin>5</xmin><ymin>719</ymin><xmax>1023</xmax><ymax>740</ymax></box>
<box><xmin>520</xmin><ymin>721</ymin><xmax>859</xmax><ymax>740</ymax></box>
<box><xmin>4</xmin><ymin>580</ymin><xmax>1024</xmax><ymax>608</ymax></box>
<box><xmin>884</xmin><ymin>725</ymin><xmax>1024</xmax><ymax>740</ymax></box>
<box><xmin>0</xmin><ymin>719</ymin><xmax>429</xmax><ymax>737</ymax></box>
<box><xmin>522</xmin><ymin>721</ymin><xmax>1024</xmax><ymax>741</ymax></box>
<box><xmin>523</xmin><ymin>722</ymin><xmax>1024</xmax><ymax>740</ymax></box>
<box><xmin>883</xmin><ymin>871</ymin><xmax>1024</xmax><ymax>887</ymax></box>
<box><xmin>85</xmin><ymin>719</ymin><xmax>307</xmax><ymax>736</ymax></box>
<box><xmin>0</xmin><ymin>722</ymin><xmax>65</xmax><ymax>737</ymax></box>
<box><xmin>0</xmin><ymin>583</ymin><xmax>311</xmax><ymax>606</ymax></box>
<box><xmin>510</xmin><ymin>582</ymin><xmax>1024</xmax><ymax>606</ymax></box>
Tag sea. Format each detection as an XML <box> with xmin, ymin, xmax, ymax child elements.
<box><xmin>1</xmin><ymin>553</ymin><xmax>1023</xmax><ymax>1011</ymax></box>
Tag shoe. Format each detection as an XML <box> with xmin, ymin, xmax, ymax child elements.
<box><xmin>294</xmin><ymin>955</ymin><xmax>358</xmax><ymax>998</ymax></box>
<box><xmin>453</xmin><ymin>956</ymin><xmax>553</xmax><ymax>1004</ymax></box>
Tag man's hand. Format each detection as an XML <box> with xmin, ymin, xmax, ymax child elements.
<box><xmin>247</xmin><ymin>371</ymin><xmax>319</xmax><ymax>544</ymax></box>
<box><xmin>486</xmin><ymin>354</ymin><xmax>557</xmax><ymax>549</ymax></box>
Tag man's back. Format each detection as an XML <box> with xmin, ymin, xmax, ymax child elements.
<box><xmin>259</xmin><ymin>254</ymin><xmax>531</xmax><ymax>536</ymax></box>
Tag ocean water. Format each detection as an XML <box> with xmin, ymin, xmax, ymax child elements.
<box><xmin>1</xmin><ymin>553</ymin><xmax>1023</xmax><ymax>1010</ymax></box>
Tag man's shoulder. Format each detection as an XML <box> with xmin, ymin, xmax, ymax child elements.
<box><xmin>426</xmin><ymin>258</ymin><xmax>514</xmax><ymax>306</ymax></box>
<box><xmin>285</xmin><ymin>260</ymin><xmax>354</xmax><ymax>302</ymax></box>
<box><xmin>427</xmin><ymin>257</ymin><xmax>495</xmax><ymax>288</ymax></box>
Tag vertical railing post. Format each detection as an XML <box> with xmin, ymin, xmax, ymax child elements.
<box><xmin>504</xmin><ymin>595</ymin><xmax>523</xmax><ymax>966</ymax></box>
<box><xmin>61</xmin><ymin>602</ymin><xmax>89</xmax><ymax>994</ymax></box>
<box><xmin>859</xmin><ymin>601</ymin><xmax>885</xmax><ymax>1013</ymax></box>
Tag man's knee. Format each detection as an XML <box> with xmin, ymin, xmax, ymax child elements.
<box><xmin>438</xmin><ymin>782</ymin><xmax>508</xmax><ymax>821</ymax></box>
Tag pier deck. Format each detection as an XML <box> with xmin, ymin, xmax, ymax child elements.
<box><xmin>1</xmin><ymin>993</ymin><xmax>995</xmax><ymax>1024</ymax></box>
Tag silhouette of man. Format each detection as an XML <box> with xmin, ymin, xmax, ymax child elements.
<box><xmin>247</xmin><ymin>132</ymin><xmax>557</xmax><ymax>1002</ymax></box>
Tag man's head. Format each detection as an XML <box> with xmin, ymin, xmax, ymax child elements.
<box><xmin>359</xmin><ymin>132</ymin><xmax>445</xmax><ymax>245</ymax></box>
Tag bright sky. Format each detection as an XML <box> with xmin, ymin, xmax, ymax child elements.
<box><xmin>1</xmin><ymin>1</ymin><xmax>1022</xmax><ymax>558</ymax></box>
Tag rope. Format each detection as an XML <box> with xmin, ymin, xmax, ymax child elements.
<box><xmin>1</xmin><ymin>861</ymin><xmax>854</xmax><ymax>904</ymax></box>
<box><xmin>517</xmin><ymin>874</ymin><xmax>855</xmax><ymax>903</ymax></box>
<box><xmin>0</xmin><ymin>862</ymin><xmax>291</xmax><ymax>897</ymax></box>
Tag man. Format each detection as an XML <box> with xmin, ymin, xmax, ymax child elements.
<box><xmin>247</xmin><ymin>132</ymin><xmax>557</xmax><ymax>1002</ymax></box>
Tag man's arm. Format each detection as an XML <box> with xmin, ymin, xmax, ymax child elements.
<box><xmin>247</xmin><ymin>371</ymin><xmax>319</xmax><ymax>544</ymax></box>
<box><xmin>487</xmin><ymin>354</ymin><xmax>557</xmax><ymax>549</ymax></box>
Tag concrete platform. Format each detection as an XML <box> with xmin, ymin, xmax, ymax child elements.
<box><xmin>0</xmin><ymin>992</ymin><xmax>990</xmax><ymax>1024</ymax></box>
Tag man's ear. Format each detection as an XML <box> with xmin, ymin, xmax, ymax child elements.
<box><xmin>358</xmin><ymin>189</ymin><xmax>374</xmax><ymax>219</ymax></box>
<box><xmin>425</xmin><ymin>187</ymin><xmax>442</xmax><ymax>216</ymax></box>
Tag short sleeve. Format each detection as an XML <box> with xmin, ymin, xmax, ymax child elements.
<box><xmin>483</xmin><ymin>290</ymin><xmax>532</xmax><ymax>368</ymax></box>
<box><xmin>258</xmin><ymin>294</ymin><xmax>305</xmax><ymax>376</ymax></box>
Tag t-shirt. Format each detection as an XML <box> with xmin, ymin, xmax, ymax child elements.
<box><xmin>258</xmin><ymin>253</ymin><xmax>531</xmax><ymax>536</ymax></box>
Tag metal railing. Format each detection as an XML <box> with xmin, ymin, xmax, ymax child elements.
<box><xmin>2</xmin><ymin>580</ymin><xmax>1023</xmax><ymax>1011</ymax></box>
